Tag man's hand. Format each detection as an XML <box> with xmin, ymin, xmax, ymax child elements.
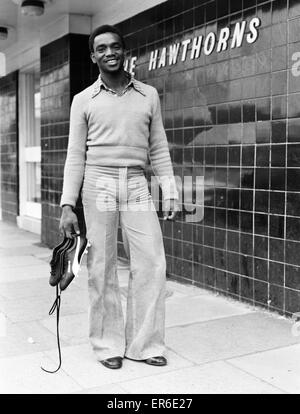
<box><xmin>59</xmin><ymin>205</ymin><xmax>80</xmax><ymax>238</ymax></box>
<box><xmin>163</xmin><ymin>199</ymin><xmax>180</xmax><ymax>221</ymax></box>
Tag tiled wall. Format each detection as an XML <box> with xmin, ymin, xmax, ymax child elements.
<box><xmin>0</xmin><ymin>71</ymin><xmax>19</xmax><ymax>223</ymax></box>
<box><xmin>117</xmin><ymin>0</ymin><xmax>300</xmax><ymax>316</ymax></box>
<box><xmin>40</xmin><ymin>34</ymin><xmax>97</xmax><ymax>247</ymax></box>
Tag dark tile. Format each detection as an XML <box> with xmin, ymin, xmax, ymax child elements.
<box><xmin>255</xmin><ymin>213</ymin><xmax>269</xmax><ymax>236</ymax></box>
<box><xmin>242</xmin><ymin>145</ymin><xmax>255</xmax><ymax>166</ymax></box>
<box><xmin>254</xmin><ymin>257</ymin><xmax>268</xmax><ymax>281</ymax></box>
<box><xmin>241</xmin><ymin>168</ymin><xmax>254</xmax><ymax>189</ymax></box>
<box><xmin>227</xmin><ymin>251</ymin><xmax>241</xmax><ymax>274</ymax></box>
<box><xmin>228</xmin><ymin>146</ymin><xmax>241</xmax><ymax>166</ymax></box>
<box><xmin>287</xmin><ymin>192</ymin><xmax>300</xmax><ymax>216</ymax></box>
<box><xmin>269</xmin><ymin>237</ymin><xmax>284</xmax><ymax>262</ymax></box>
<box><xmin>254</xmin><ymin>235</ymin><xmax>268</xmax><ymax>259</ymax></box>
<box><xmin>271</xmin><ymin>168</ymin><xmax>286</xmax><ymax>191</ymax></box>
<box><xmin>270</xmin><ymin>191</ymin><xmax>285</xmax><ymax>214</ymax></box>
<box><xmin>240</xmin><ymin>189</ymin><xmax>253</xmax><ymax>211</ymax></box>
<box><xmin>215</xmin><ymin>228</ymin><xmax>227</xmax><ymax>249</ymax></box>
<box><xmin>227</xmin><ymin>272</ymin><xmax>240</xmax><ymax>295</ymax></box>
<box><xmin>227</xmin><ymin>230</ymin><xmax>240</xmax><ymax>252</ymax></box>
<box><xmin>256</xmin><ymin>145</ymin><xmax>270</xmax><ymax>167</ymax></box>
<box><xmin>270</xmin><ymin>215</ymin><xmax>285</xmax><ymax>239</ymax></box>
<box><xmin>285</xmin><ymin>288</ymin><xmax>300</xmax><ymax>315</ymax></box>
<box><xmin>271</xmin><ymin>144</ymin><xmax>286</xmax><ymax>167</ymax></box>
<box><xmin>287</xmin><ymin>169</ymin><xmax>300</xmax><ymax>191</ymax></box>
<box><xmin>269</xmin><ymin>261</ymin><xmax>284</xmax><ymax>286</ymax></box>
<box><xmin>285</xmin><ymin>264</ymin><xmax>300</xmax><ymax>290</ymax></box>
<box><xmin>216</xmin><ymin>270</ymin><xmax>227</xmax><ymax>291</ymax></box>
<box><xmin>241</xmin><ymin>233</ymin><xmax>254</xmax><ymax>255</ymax></box>
<box><xmin>254</xmin><ymin>280</ymin><xmax>269</xmax><ymax>305</ymax></box>
<box><xmin>243</xmin><ymin>101</ymin><xmax>255</xmax><ymax>123</ymax></box>
<box><xmin>286</xmin><ymin>217</ymin><xmax>300</xmax><ymax>241</ymax></box>
<box><xmin>288</xmin><ymin>119</ymin><xmax>300</xmax><ymax>143</ymax></box>
<box><xmin>287</xmin><ymin>143</ymin><xmax>300</xmax><ymax>167</ymax></box>
<box><xmin>286</xmin><ymin>240</ymin><xmax>300</xmax><ymax>266</ymax></box>
<box><xmin>255</xmin><ymin>168</ymin><xmax>270</xmax><ymax>190</ymax></box>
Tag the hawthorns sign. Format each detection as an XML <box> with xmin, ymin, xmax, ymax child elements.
<box><xmin>124</xmin><ymin>17</ymin><xmax>261</xmax><ymax>74</ymax></box>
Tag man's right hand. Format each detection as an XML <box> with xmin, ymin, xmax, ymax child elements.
<box><xmin>59</xmin><ymin>205</ymin><xmax>80</xmax><ymax>238</ymax></box>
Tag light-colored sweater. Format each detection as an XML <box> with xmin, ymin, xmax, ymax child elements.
<box><xmin>60</xmin><ymin>74</ymin><xmax>178</xmax><ymax>207</ymax></box>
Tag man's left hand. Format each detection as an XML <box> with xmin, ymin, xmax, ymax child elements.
<box><xmin>163</xmin><ymin>199</ymin><xmax>180</xmax><ymax>221</ymax></box>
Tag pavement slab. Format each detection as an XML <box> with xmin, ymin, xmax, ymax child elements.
<box><xmin>166</xmin><ymin>312</ymin><xmax>300</xmax><ymax>364</ymax></box>
<box><xmin>165</xmin><ymin>294</ymin><xmax>254</xmax><ymax>327</ymax></box>
<box><xmin>0</xmin><ymin>277</ymin><xmax>81</xmax><ymax>300</ymax></box>
<box><xmin>119</xmin><ymin>361</ymin><xmax>283</xmax><ymax>394</ymax></box>
<box><xmin>0</xmin><ymin>255</ymin><xmax>46</xmax><ymax>269</ymax></box>
<box><xmin>0</xmin><ymin>288</ymin><xmax>88</xmax><ymax>322</ymax></box>
<box><xmin>0</xmin><ymin>352</ymin><xmax>82</xmax><ymax>394</ymax></box>
<box><xmin>0</xmin><ymin>264</ymin><xmax>50</xmax><ymax>283</ymax></box>
<box><xmin>228</xmin><ymin>343</ymin><xmax>300</xmax><ymax>394</ymax></box>
<box><xmin>0</xmin><ymin>319</ymin><xmax>68</xmax><ymax>358</ymax></box>
<box><xmin>44</xmin><ymin>344</ymin><xmax>193</xmax><ymax>389</ymax></box>
<box><xmin>41</xmin><ymin>313</ymin><xmax>89</xmax><ymax>346</ymax></box>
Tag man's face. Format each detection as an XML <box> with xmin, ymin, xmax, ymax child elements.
<box><xmin>91</xmin><ymin>32</ymin><xmax>125</xmax><ymax>74</ymax></box>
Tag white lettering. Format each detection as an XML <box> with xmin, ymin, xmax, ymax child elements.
<box><xmin>247</xmin><ymin>17</ymin><xmax>261</xmax><ymax>44</ymax></box>
<box><xmin>181</xmin><ymin>38</ymin><xmax>191</xmax><ymax>61</ymax></box>
<box><xmin>204</xmin><ymin>32</ymin><xmax>216</xmax><ymax>55</ymax></box>
<box><xmin>190</xmin><ymin>36</ymin><xmax>203</xmax><ymax>59</ymax></box>
<box><xmin>292</xmin><ymin>52</ymin><xmax>300</xmax><ymax>77</ymax></box>
<box><xmin>217</xmin><ymin>27</ymin><xmax>230</xmax><ymax>52</ymax></box>
<box><xmin>149</xmin><ymin>49</ymin><xmax>159</xmax><ymax>71</ymax></box>
<box><xmin>158</xmin><ymin>47</ymin><xmax>167</xmax><ymax>68</ymax></box>
<box><xmin>169</xmin><ymin>43</ymin><xmax>181</xmax><ymax>65</ymax></box>
<box><xmin>231</xmin><ymin>21</ymin><xmax>247</xmax><ymax>48</ymax></box>
<box><xmin>128</xmin><ymin>56</ymin><xmax>137</xmax><ymax>75</ymax></box>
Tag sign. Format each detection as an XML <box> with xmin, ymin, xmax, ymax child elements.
<box><xmin>124</xmin><ymin>17</ymin><xmax>261</xmax><ymax>75</ymax></box>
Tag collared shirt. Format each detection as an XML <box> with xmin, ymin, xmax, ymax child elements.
<box><xmin>92</xmin><ymin>72</ymin><xmax>146</xmax><ymax>98</ymax></box>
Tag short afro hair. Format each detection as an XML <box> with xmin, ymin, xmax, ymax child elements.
<box><xmin>89</xmin><ymin>25</ymin><xmax>126</xmax><ymax>53</ymax></box>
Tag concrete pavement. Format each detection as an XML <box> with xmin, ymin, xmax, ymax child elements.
<box><xmin>0</xmin><ymin>220</ymin><xmax>299</xmax><ymax>394</ymax></box>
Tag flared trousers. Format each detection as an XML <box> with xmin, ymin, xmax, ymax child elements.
<box><xmin>82</xmin><ymin>166</ymin><xmax>166</xmax><ymax>361</ymax></box>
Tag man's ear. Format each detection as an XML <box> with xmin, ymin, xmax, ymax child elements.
<box><xmin>90</xmin><ymin>53</ymin><xmax>96</xmax><ymax>64</ymax></box>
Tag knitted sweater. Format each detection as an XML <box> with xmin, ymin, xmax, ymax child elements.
<box><xmin>60</xmin><ymin>75</ymin><xmax>178</xmax><ymax>207</ymax></box>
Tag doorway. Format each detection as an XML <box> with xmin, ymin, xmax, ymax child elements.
<box><xmin>17</xmin><ymin>65</ymin><xmax>41</xmax><ymax>234</ymax></box>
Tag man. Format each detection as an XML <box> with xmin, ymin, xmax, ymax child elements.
<box><xmin>59</xmin><ymin>25</ymin><xmax>179</xmax><ymax>369</ymax></box>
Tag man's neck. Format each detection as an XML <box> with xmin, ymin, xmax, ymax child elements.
<box><xmin>100</xmin><ymin>70</ymin><xmax>129</xmax><ymax>91</ymax></box>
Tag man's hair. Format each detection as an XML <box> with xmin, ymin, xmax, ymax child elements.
<box><xmin>89</xmin><ymin>25</ymin><xmax>126</xmax><ymax>53</ymax></box>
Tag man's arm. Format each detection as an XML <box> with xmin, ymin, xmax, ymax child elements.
<box><xmin>148</xmin><ymin>88</ymin><xmax>180</xmax><ymax>220</ymax></box>
<box><xmin>60</xmin><ymin>94</ymin><xmax>88</xmax><ymax>237</ymax></box>
<box><xmin>60</xmin><ymin>94</ymin><xmax>88</xmax><ymax>208</ymax></box>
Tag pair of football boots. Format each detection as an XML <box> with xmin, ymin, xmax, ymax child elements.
<box><xmin>49</xmin><ymin>235</ymin><xmax>90</xmax><ymax>290</ymax></box>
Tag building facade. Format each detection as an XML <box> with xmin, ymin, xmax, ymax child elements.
<box><xmin>0</xmin><ymin>0</ymin><xmax>300</xmax><ymax>316</ymax></box>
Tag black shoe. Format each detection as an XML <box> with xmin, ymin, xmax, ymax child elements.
<box><xmin>49</xmin><ymin>237</ymin><xmax>73</xmax><ymax>286</ymax></box>
<box><xmin>100</xmin><ymin>356</ymin><xmax>123</xmax><ymax>369</ymax></box>
<box><xmin>59</xmin><ymin>236</ymin><xmax>90</xmax><ymax>291</ymax></box>
<box><xmin>144</xmin><ymin>356</ymin><xmax>167</xmax><ymax>366</ymax></box>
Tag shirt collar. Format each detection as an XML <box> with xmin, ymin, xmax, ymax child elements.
<box><xmin>91</xmin><ymin>72</ymin><xmax>146</xmax><ymax>98</ymax></box>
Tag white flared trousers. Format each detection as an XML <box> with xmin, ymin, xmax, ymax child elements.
<box><xmin>82</xmin><ymin>166</ymin><xmax>166</xmax><ymax>361</ymax></box>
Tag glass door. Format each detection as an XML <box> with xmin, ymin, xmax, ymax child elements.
<box><xmin>18</xmin><ymin>68</ymin><xmax>41</xmax><ymax>234</ymax></box>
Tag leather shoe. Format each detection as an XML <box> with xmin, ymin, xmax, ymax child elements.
<box><xmin>100</xmin><ymin>356</ymin><xmax>123</xmax><ymax>369</ymax></box>
<box><xmin>144</xmin><ymin>356</ymin><xmax>167</xmax><ymax>366</ymax></box>
<box><xmin>60</xmin><ymin>236</ymin><xmax>90</xmax><ymax>291</ymax></box>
